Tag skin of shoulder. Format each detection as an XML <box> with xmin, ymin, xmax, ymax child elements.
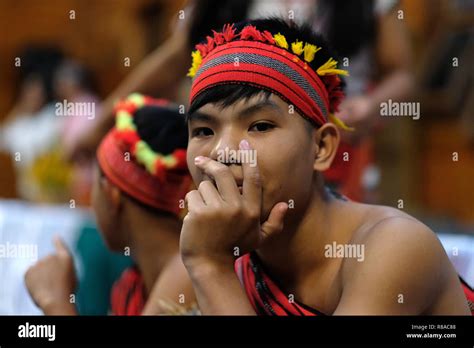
<box><xmin>333</xmin><ymin>204</ymin><xmax>470</xmax><ymax>315</ymax></box>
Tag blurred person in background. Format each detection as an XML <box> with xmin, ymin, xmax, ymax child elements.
<box><xmin>320</xmin><ymin>0</ymin><xmax>414</xmax><ymax>202</ymax></box>
<box><xmin>25</xmin><ymin>94</ymin><xmax>196</xmax><ymax>315</ymax></box>
<box><xmin>53</xmin><ymin>60</ymin><xmax>101</xmax><ymax>205</ymax></box>
<box><xmin>0</xmin><ymin>47</ymin><xmax>68</xmax><ymax>202</ymax></box>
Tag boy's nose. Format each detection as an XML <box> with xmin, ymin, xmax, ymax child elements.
<box><xmin>209</xmin><ymin>132</ymin><xmax>241</xmax><ymax>165</ymax></box>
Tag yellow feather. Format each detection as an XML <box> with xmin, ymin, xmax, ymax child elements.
<box><xmin>303</xmin><ymin>43</ymin><xmax>320</xmax><ymax>62</ymax></box>
<box><xmin>273</xmin><ymin>33</ymin><xmax>288</xmax><ymax>49</ymax></box>
<box><xmin>317</xmin><ymin>57</ymin><xmax>349</xmax><ymax>76</ymax></box>
<box><xmin>187</xmin><ymin>50</ymin><xmax>202</xmax><ymax>78</ymax></box>
<box><xmin>328</xmin><ymin>113</ymin><xmax>355</xmax><ymax>131</ymax></box>
<box><xmin>291</xmin><ymin>40</ymin><xmax>304</xmax><ymax>56</ymax></box>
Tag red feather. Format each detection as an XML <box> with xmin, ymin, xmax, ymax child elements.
<box><xmin>321</xmin><ymin>75</ymin><xmax>345</xmax><ymax>113</ymax></box>
<box><xmin>240</xmin><ymin>25</ymin><xmax>264</xmax><ymax>42</ymax></box>
<box><xmin>205</xmin><ymin>35</ymin><xmax>216</xmax><ymax>53</ymax></box>
<box><xmin>213</xmin><ymin>30</ymin><xmax>225</xmax><ymax>45</ymax></box>
<box><xmin>196</xmin><ymin>43</ymin><xmax>208</xmax><ymax>58</ymax></box>
<box><xmin>261</xmin><ymin>30</ymin><xmax>275</xmax><ymax>45</ymax></box>
<box><xmin>222</xmin><ymin>23</ymin><xmax>236</xmax><ymax>42</ymax></box>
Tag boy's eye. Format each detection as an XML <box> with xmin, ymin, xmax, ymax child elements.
<box><xmin>249</xmin><ymin>122</ymin><xmax>275</xmax><ymax>132</ymax></box>
<box><xmin>191</xmin><ymin>127</ymin><xmax>213</xmax><ymax>137</ymax></box>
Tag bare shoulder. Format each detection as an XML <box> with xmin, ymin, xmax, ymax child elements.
<box><xmin>335</xmin><ymin>203</ymin><xmax>462</xmax><ymax>314</ymax></box>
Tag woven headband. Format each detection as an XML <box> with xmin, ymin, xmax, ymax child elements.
<box><xmin>188</xmin><ymin>24</ymin><xmax>353</xmax><ymax>130</ymax></box>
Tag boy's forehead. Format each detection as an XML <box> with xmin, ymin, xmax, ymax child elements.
<box><xmin>189</xmin><ymin>94</ymin><xmax>289</xmax><ymax>121</ymax></box>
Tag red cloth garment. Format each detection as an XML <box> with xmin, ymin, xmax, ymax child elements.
<box><xmin>235</xmin><ymin>252</ymin><xmax>474</xmax><ymax>315</ymax></box>
<box><xmin>460</xmin><ymin>277</ymin><xmax>474</xmax><ymax>315</ymax></box>
<box><xmin>235</xmin><ymin>252</ymin><xmax>326</xmax><ymax>316</ymax></box>
<box><xmin>110</xmin><ymin>266</ymin><xmax>146</xmax><ymax>316</ymax></box>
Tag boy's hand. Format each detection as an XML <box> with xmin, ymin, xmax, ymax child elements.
<box><xmin>180</xmin><ymin>140</ymin><xmax>289</xmax><ymax>268</ymax></box>
<box><xmin>25</xmin><ymin>237</ymin><xmax>77</xmax><ymax>314</ymax></box>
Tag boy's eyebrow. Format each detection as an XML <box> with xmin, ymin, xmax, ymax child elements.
<box><xmin>187</xmin><ymin>111</ymin><xmax>216</xmax><ymax>123</ymax></box>
<box><xmin>187</xmin><ymin>99</ymin><xmax>283</xmax><ymax>123</ymax></box>
<box><xmin>237</xmin><ymin>99</ymin><xmax>283</xmax><ymax>119</ymax></box>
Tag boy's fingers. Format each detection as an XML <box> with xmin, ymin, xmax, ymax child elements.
<box><xmin>54</xmin><ymin>236</ymin><xmax>71</xmax><ymax>258</ymax></box>
<box><xmin>260</xmin><ymin>202</ymin><xmax>288</xmax><ymax>243</ymax></box>
<box><xmin>185</xmin><ymin>190</ymin><xmax>206</xmax><ymax>212</ymax></box>
<box><xmin>197</xmin><ymin>180</ymin><xmax>222</xmax><ymax>205</ymax></box>
<box><xmin>239</xmin><ymin>140</ymin><xmax>261</xmax><ymax>210</ymax></box>
<box><xmin>194</xmin><ymin>157</ymin><xmax>240</xmax><ymax>201</ymax></box>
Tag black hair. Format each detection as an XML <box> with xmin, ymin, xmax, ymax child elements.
<box><xmin>134</xmin><ymin>104</ymin><xmax>188</xmax><ymax>155</ymax></box>
<box><xmin>189</xmin><ymin>0</ymin><xmax>252</xmax><ymax>50</ymax></box>
<box><xmin>133</xmin><ymin>104</ymin><xmax>187</xmax><ymax>215</ymax></box>
<box><xmin>317</xmin><ymin>0</ymin><xmax>376</xmax><ymax>57</ymax></box>
<box><xmin>188</xmin><ymin>18</ymin><xmax>344</xmax><ymax>125</ymax></box>
<box><xmin>16</xmin><ymin>46</ymin><xmax>64</xmax><ymax>104</ymax></box>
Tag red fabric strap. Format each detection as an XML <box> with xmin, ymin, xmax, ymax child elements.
<box><xmin>111</xmin><ymin>266</ymin><xmax>146</xmax><ymax>316</ymax></box>
<box><xmin>235</xmin><ymin>253</ymin><xmax>325</xmax><ymax>316</ymax></box>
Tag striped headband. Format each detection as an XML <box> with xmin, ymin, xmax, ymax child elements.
<box><xmin>188</xmin><ymin>23</ymin><xmax>353</xmax><ymax>130</ymax></box>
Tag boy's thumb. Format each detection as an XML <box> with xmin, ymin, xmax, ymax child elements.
<box><xmin>259</xmin><ymin>202</ymin><xmax>289</xmax><ymax>244</ymax></box>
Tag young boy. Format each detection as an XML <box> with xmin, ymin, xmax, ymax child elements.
<box><xmin>25</xmin><ymin>94</ymin><xmax>196</xmax><ymax>315</ymax></box>
<box><xmin>180</xmin><ymin>18</ymin><xmax>472</xmax><ymax>315</ymax></box>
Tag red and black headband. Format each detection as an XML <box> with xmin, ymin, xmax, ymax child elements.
<box><xmin>188</xmin><ymin>23</ymin><xmax>353</xmax><ymax>130</ymax></box>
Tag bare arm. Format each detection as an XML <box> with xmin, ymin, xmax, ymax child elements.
<box><xmin>141</xmin><ymin>253</ymin><xmax>197</xmax><ymax>315</ymax></box>
<box><xmin>179</xmin><ymin>146</ymin><xmax>288</xmax><ymax>315</ymax></box>
<box><xmin>333</xmin><ymin>217</ymin><xmax>470</xmax><ymax>315</ymax></box>
<box><xmin>184</xmin><ymin>257</ymin><xmax>256</xmax><ymax>315</ymax></box>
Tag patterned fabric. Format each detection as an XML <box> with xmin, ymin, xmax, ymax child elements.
<box><xmin>110</xmin><ymin>266</ymin><xmax>146</xmax><ymax>316</ymax></box>
<box><xmin>460</xmin><ymin>277</ymin><xmax>474</xmax><ymax>315</ymax></box>
<box><xmin>235</xmin><ymin>252</ymin><xmax>325</xmax><ymax>316</ymax></box>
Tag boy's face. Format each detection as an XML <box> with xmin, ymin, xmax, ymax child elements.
<box><xmin>187</xmin><ymin>93</ymin><xmax>327</xmax><ymax>221</ymax></box>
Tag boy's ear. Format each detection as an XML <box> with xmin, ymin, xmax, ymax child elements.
<box><xmin>101</xmin><ymin>176</ymin><xmax>122</xmax><ymax>213</ymax></box>
<box><xmin>313</xmin><ymin>123</ymin><xmax>340</xmax><ymax>172</ymax></box>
